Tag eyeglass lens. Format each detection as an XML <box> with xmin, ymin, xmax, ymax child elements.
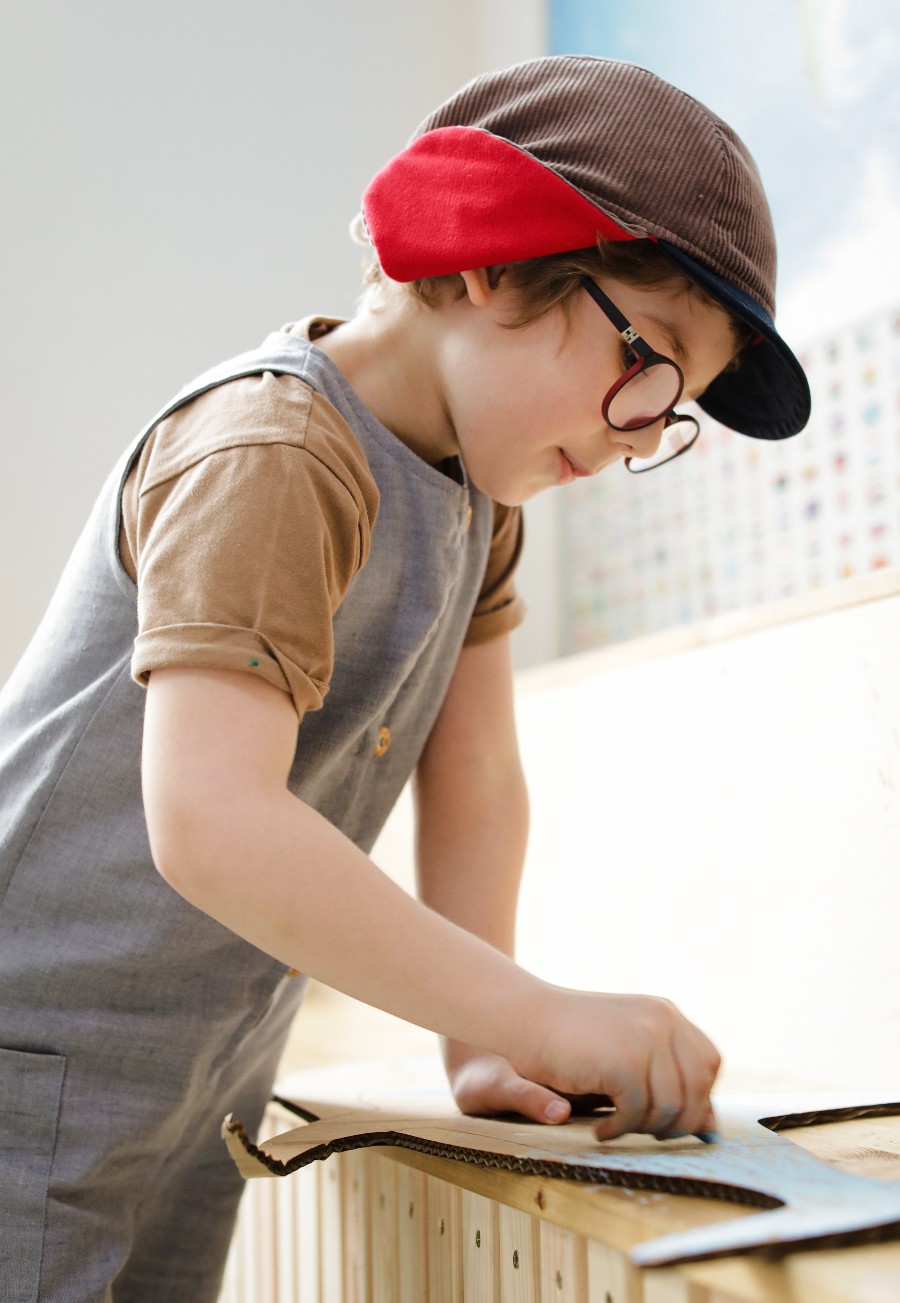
<box><xmin>607</xmin><ymin>359</ymin><xmax>683</xmax><ymax>431</ymax></box>
<box><xmin>626</xmin><ymin>415</ymin><xmax>699</xmax><ymax>473</ymax></box>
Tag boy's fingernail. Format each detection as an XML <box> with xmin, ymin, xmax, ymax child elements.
<box><xmin>696</xmin><ymin>1130</ymin><xmax>721</xmax><ymax>1144</ymax></box>
<box><xmin>545</xmin><ymin>1100</ymin><xmax>569</xmax><ymax>1122</ymax></box>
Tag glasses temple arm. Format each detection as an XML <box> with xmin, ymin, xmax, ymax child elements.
<box><xmin>583</xmin><ymin>273</ymin><xmax>640</xmax><ymax>333</ymax></box>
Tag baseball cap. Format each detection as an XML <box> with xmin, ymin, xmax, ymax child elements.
<box><xmin>362</xmin><ymin>55</ymin><xmax>810</xmax><ymax>441</ymax></box>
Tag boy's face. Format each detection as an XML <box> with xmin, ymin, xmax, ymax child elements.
<box><xmin>438</xmin><ymin>272</ymin><xmax>739</xmax><ymax>506</ymax></box>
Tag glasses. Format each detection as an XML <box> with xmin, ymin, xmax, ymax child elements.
<box><xmin>580</xmin><ymin>276</ymin><xmax>700</xmax><ymax>473</ymax></box>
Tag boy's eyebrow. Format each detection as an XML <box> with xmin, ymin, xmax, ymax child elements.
<box><xmin>639</xmin><ymin>313</ymin><xmax>690</xmax><ymax>367</ymax></box>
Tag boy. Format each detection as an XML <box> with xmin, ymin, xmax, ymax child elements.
<box><xmin>0</xmin><ymin>55</ymin><xmax>809</xmax><ymax>1303</ymax></box>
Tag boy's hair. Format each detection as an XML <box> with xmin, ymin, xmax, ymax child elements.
<box><xmin>357</xmin><ymin>225</ymin><xmax>756</xmax><ymax>363</ymax></box>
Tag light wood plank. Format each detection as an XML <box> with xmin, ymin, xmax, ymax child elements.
<box><xmin>318</xmin><ymin>1158</ymin><xmax>343</xmax><ymax>1303</ymax></box>
<box><xmin>460</xmin><ymin>1187</ymin><xmax>501</xmax><ymax>1302</ymax></box>
<box><xmin>539</xmin><ymin>1221</ymin><xmax>588</xmax><ymax>1301</ymax></box>
<box><xmin>642</xmin><ymin>1269</ymin><xmax>709</xmax><ymax>1302</ymax></box>
<box><xmin>277</xmin><ymin>1180</ymin><xmax>299</xmax><ymax>1303</ymax></box>
<box><xmin>499</xmin><ymin>1204</ymin><xmax>541</xmax><ymax>1303</ymax></box>
<box><xmin>383</xmin><ymin>1143</ymin><xmax>900</xmax><ymax>1303</ymax></box>
<box><xmin>273</xmin><ymin>1171</ymin><xmax>300</xmax><ymax>1303</ymax></box>
<box><xmin>236</xmin><ymin>1180</ymin><xmax>258</xmax><ymax>1302</ymax></box>
<box><xmin>587</xmin><ymin>1238</ymin><xmax>644</xmax><ymax>1302</ymax></box>
<box><xmin>686</xmin><ymin>1241</ymin><xmax>900</xmax><ymax>1303</ymax></box>
<box><xmin>294</xmin><ymin>1165</ymin><xmax>320</xmax><ymax>1303</ymax></box>
<box><xmin>426</xmin><ymin>1175</ymin><xmax>463</xmax><ymax>1303</ymax></box>
<box><xmin>339</xmin><ymin>1150</ymin><xmax>369</xmax><ymax>1303</ymax></box>
<box><xmin>385</xmin><ymin>1147</ymin><xmax>750</xmax><ymax>1253</ymax></box>
<box><xmin>217</xmin><ymin>1224</ymin><xmax>240</xmax><ymax>1303</ymax></box>
<box><xmin>369</xmin><ymin>1152</ymin><xmax>400</xmax><ymax>1300</ymax></box>
<box><xmin>395</xmin><ymin>1161</ymin><xmax>428</xmax><ymax>1302</ymax></box>
<box><xmin>252</xmin><ymin>1178</ymin><xmax>278</xmax><ymax>1303</ymax></box>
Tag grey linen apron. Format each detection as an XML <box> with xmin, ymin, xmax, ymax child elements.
<box><xmin>0</xmin><ymin>335</ymin><xmax>493</xmax><ymax>1302</ymax></box>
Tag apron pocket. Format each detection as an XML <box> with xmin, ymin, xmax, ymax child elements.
<box><xmin>0</xmin><ymin>1047</ymin><xmax>66</xmax><ymax>1303</ymax></box>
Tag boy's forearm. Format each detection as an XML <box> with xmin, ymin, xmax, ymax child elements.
<box><xmin>151</xmin><ymin>776</ymin><xmax>543</xmax><ymax>1059</ymax></box>
<box><xmin>412</xmin><ymin>632</ymin><xmax>528</xmax><ymax>960</ymax></box>
<box><xmin>414</xmin><ymin>696</ymin><xmax>530</xmax><ymax>1074</ymax></box>
<box><xmin>414</xmin><ymin>759</ymin><xmax>528</xmax><ymax>959</ymax></box>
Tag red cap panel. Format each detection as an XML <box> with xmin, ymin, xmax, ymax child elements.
<box><xmin>362</xmin><ymin>126</ymin><xmax>637</xmax><ymax>282</ymax></box>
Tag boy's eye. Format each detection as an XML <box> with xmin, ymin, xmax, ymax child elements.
<box><xmin>621</xmin><ymin>341</ymin><xmax>639</xmax><ymax>370</ymax></box>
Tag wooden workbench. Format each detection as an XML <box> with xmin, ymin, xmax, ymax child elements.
<box><xmin>218</xmin><ymin>1072</ymin><xmax>900</xmax><ymax>1302</ymax></box>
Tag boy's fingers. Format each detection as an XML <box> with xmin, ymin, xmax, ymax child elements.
<box><xmin>452</xmin><ymin>1060</ymin><xmax>571</xmax><ymax>1125</ymax></box>
<box><xmin>642</xmin><ymin>1044</ymin><xmax>684</xmax><ymax>1137</ymax></box>
<box><xmin>671</xmin><ymin>1031</ymin><xmax>721</xmax><ymax>1137</ymax></box>
<box><xmin>515</xmin><ymin>1081</ymin><xmax>572</xmax><ymax>1124</ymax></box>
<box><xmin>484</xmin><ymin>1070</ymin><xmax>571</xmax><ymax>1124</ymax></box>
<box><xmin>590</xmin><ymin>1085</ymin><xmax>646</xmax><ymax>1142</ymax></box>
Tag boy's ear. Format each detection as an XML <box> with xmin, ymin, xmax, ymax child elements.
<box><xmin>459</xmin><ymin>268</ymin><xmax>498</xmax><ymax>307</ymax></box>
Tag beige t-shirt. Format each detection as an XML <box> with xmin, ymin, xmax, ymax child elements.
<box><xmin>120</xmin><ymin>320</ymin><xmax>525</xmax><ymax>719</ymax></box>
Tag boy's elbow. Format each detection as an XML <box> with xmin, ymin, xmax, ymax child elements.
<box><xmin>143</xmin><ymin>777</ymin><xmax>215</xmax><ymax>899</ymax></box>
<box><xmin>142</xmin><ymin>749</ymin><xmax>248</xmax><ymax>904</ymax></box>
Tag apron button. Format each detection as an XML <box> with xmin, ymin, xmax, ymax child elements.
<box><xmin>374</xmin><ymin>726</ymin><xmax>391</xmax><ymax>757</ymax></box>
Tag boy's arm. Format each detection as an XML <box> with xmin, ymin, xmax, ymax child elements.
<box><xmin>413</xmin><ymin>635</ymin><xmax>571</xmax><ymax>1123</ymax></box>
<box><xmin>142</xmin><ymin>665</ymin><xmax>721</xmax><ymax>1141</ymax></box>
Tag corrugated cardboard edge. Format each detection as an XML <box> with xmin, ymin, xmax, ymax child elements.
<box><xmin>220</xmin><ymin>1111</ymin><xmax>781</xmax><ymax>1207</ymax></box>
<box><xmin>222</xmin><ymin>1114</ymin><xmax>278</xmax><ymax>1179</ymax></box>
<box><xmin>222</xmin><ymin>1099</ymin><xmax>900</xmax><ymax>1192</ymax></box>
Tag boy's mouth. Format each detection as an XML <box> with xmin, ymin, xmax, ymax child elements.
<box><xmin>559</xmin><ymin>449</ymin><xmax>593</xmax><ymax>482</ymax></box>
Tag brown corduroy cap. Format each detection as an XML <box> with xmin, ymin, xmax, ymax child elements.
<box><xmin>362</xmin><ymin>56</ymin><xmax>811</xmax><ymax>441</ymax></box>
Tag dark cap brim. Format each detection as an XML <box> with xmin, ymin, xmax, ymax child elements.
<box><xmin>658</xmin><ymin>240</ymin><xmax>811</xmax><ymax>441</ymax></box>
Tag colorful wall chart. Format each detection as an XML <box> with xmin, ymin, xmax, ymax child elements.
<box><xmin>564</xmin><ymin>305</ymin><xmax>900</xmax><ymax>651</ymax></box>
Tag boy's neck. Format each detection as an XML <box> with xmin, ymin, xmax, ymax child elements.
<box><xmin>313</xmin><ymin>296</ymin><xmax>459</xmax><ymax>468</ymax></box>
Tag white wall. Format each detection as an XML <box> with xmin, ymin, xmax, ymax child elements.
<box><xmin>0</xmin><ymin>0</ymin><xmax>545</xmax><ymax>684</ymax></box>
<box><xmin>512</xmin><ymin>490</ymin><xmax>567</xmax><ymax>669</ymax></box>
<box><xmin>375</xmin><ymin>571</ymin><xmax>900</xmax><ymax>1096</ymax></box>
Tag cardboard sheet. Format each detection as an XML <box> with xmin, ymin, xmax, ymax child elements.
<box><xmin>222</xmin><ymin>1058</ymin><xmax>900</xmax><ymax>1266</ymax></box>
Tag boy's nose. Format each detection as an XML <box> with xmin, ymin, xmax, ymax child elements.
<box><xmin>624</xmin><ymin>417</ymin><xmax>666</xmax><ymax>461</ymax></box>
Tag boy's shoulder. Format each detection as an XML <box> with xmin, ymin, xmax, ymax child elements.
<box><xmin>137</xmin><ymin>327</ymin><xmax>377</xmax><ymax>522</ymax></box>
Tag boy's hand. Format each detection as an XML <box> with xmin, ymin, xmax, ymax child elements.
<box><xmin>504</xmin><ymin>988</ymin><xmax>720</xmax><ymax>1142</ymax></box>
<box><xmin>442</xmin><ymin>1043</ymin><xmax>574</xmax><ymax>1125</ymax></box>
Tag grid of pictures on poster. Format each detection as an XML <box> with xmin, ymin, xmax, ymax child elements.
<box><xmin>564</xmin><ymin>305</ymin><xmax>900</xmax><ymax>652</ymax></box>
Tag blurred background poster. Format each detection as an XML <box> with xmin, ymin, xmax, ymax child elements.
<box><xmin>548</xmin><ymin>0</ymin><xmax>900</xmax><ymax>653</ymax></box>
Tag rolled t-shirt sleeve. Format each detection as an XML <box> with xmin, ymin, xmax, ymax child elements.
<box><xmin>464</xmin><ymin>500</ymin><xmax>526</xmax><ymax>647</ymax></box>
<box><xmin>127</xmin><ymin>376</ymin><xmax>379</xmax><ymax>719</ymax></box>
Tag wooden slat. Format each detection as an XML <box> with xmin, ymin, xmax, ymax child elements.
<box><xmin>294</xmin><ymin>1165</ymin><xmax>320</xmax><ymax>1303</ymax></box>
<box><xmin>642</xmin><ymin>1269</ymin><xmax>709</xmax><ymax>1303</ymax></box>
<box><xmin>382</xmin><ymin>1143</ymin><xmax>900</xmax><ymax>1303</ymax></box>
<box><xmin>369</xmin><ymin>1153</ymin><xmax>400</xmax><ymax>1300</ymax></box>
<box><xmin>539</xmin><ymin>1221</ymin><xmax>588</xmax><ymax>1301</ymax></box>
<box><xmin>587</xmin><ymin>1238</ymin><xmax>644</xmax><ymax>1302</ymax></box>
<box><xmin>252</xmin><ymin>1178</ymin><xmax>278</xmax><ymax>1302</ymax></box>
<box><xmin>707</xmin><ymin>1292</ymin><xmax>762</xmax><ymax>1303</ymax></box>
<box><xmin>460</xmin><ymin>1187</ymin><xmax>501</xmax><ymax>1301</ymax></box>
<box><xmin>395</xmin><ymin>1161</ymin><xmax>428</xmax><ymax>1302</ymax></box>
<box><xmin>273</xmin><ymin>1166</ymin><xmax>300</xmax><ymax>1303</ymax></box>
<box><xmin>339</xmin><ymin>1150</ymin><xmax>369</xmax><ymax>1303</ymax></box>
<box><xmin>686</xmin><ymin>1241</ymin><xmax>900</xmax><ymax>1303</ymax></box>
<box><xmin>499</xmin><ymin>1204</ymin><xmax>541</xmax><ymax>1303</ymax></box>
<box><xmin>318</xmin><ymin>1158</ymin><xmax>343</xmax><ymax>1303</ymax></box>
<box><xmin>426</xmin><ymin>1174</ymin><xmax>463</xmax><ymax>1303</ymax></box>
<box><xmin>217</xmin><ymin>1223</ymin><xmax>239</xmax><ymax>1303</ymax></box>
<box><xmin>236</xmin><ymin>1181</ymin><xmax>258</xmax><ymax>1302</ymax></box>
<box><xmin>384</xmin><ymin>1147</ymin><xmax>749</xmax><ymax>1253</ymax></box>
